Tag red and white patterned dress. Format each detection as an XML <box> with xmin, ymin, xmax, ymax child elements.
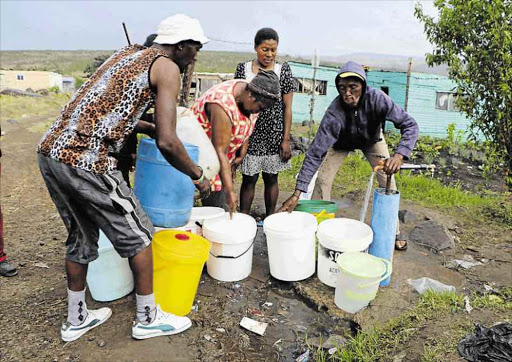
<box><xmin>190</xmin><ymin>79</ymin><xmax>258</xmax><ymax>191</ymax></box>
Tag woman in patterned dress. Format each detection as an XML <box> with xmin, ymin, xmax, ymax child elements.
<box><xmin>190</xmin><ymin>70</ymin><xmax>280</xmax><ymax>215</ymax></box>
<box><xmin>234</xmin><ymin>28</ymin><xmax>296</xmax><ymax>218</ymax></box>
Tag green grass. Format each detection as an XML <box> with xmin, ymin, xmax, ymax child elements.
<box><xmin>313</xmin><ymin>291</ymin><xmax>464</xmax><ymax>361</ymax></box>
<box><xmin>420</xmin><ymin>324</ymin><xmax>473</xmax><ymax>362</ymax></box>
<box><xmin>0</xmin><ymin>93</ymin><xmax>70</xmax><ymax>121</ymax></box>
<box><xmin>27</xmin><ymin>118</ymin><xmax>57</xmax><ymax>133</ymax></box>
<box><xmin>396</xmin><ymin>172</ymin><xmax>512</xmax><ymax>225</ymax></box>
<box><xmin>0</xmin><ymin>50</ymin><xmax>338</xmax><ymax>77</ymax></box>
<box><xmin>0</xmin><ymin>50</ymin><xmax>114</xmax><ymax>77</ymax></box>
<box><xmin>472</xmin><ymin>287</ymin><xmax>512</xmax><ymax>311</ymax></box>
<box><xmin>277</xmin><ymin>145</ymin><xmax>512</xmax><ymax>227</ymax></box>
<box><xmin>314</xmin><ymin>289</ymin><xmax>512</xmax><ymax>361</ymax></box>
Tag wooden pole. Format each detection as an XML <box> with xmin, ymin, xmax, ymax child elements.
<box><xmin>404</xmin><ymin>57</ymin><xmax>412</xmax><ymax>111</ymax></box>
<box><xmin>308</xmin><ymin>51</ymin><xmax>319</xmax><ymax>144</ymax></box>
<box><xmin>122</xmin><ymin>22</ymin><xmax>131</xmax><ymax>45</ymax></box>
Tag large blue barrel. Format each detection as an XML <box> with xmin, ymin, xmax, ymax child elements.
<box><xmin>368</xmin><ymin>188</ymin><xmax>400</xmax><ymax>287</ymax></box>
<box><xmin>134</xmin><ymin>138</ymin><xmax>198</xmax><ymax>228</ymax></box>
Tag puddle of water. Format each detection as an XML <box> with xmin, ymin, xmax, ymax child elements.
<box><xmin>359</xmin><ymin>172</ymin><xmax>375</xmax><ymax>223</ymax></box>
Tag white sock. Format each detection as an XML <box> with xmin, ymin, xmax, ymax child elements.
<box><xmin>67</xmin><ymin>288</ymin><xmax>89</xmax><ymax>326</ymax></box>
<box><xmin>136</xmin><ymin>293</ymin><xmax>157</xmax><ymax>325</ymax></box>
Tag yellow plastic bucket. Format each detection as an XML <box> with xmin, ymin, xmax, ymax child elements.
<box><xmin>152</xmin><ymin>230</ymin><xmax>210</xmax><ymax>316</ymax></box>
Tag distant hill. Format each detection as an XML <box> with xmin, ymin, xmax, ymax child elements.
<box><xmin>0</xmin><ymin>50</ymin><xmax>447</xmax><ymax>77</ymax></box>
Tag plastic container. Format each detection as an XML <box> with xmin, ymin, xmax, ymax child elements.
<box><xmin>176</xmin><ymin>107</ymin><xmax>220</xmax><ymax>180</ymax></box>
<box><xmin>156</xmin><ymin>207</ymin><xmax>225</xmax><ymax>236</ymax></box>
<box><xmin>152</xmin><ymin>230</ymin><xmax>210</xmax><ymax>316</ymax></box>
<box><xmin>369</xmin><ymin>188</ymin><xmax>400</xmax><ymax>287</ymax></box>
<box><xmin>335</xmin><ymin>252</ymin><xmax>391</xmax><ymax>313</ymax></box>
<box><xmin>203</xmin><ymin>213</ymin><xmax>257</xmax><ymax>282</ymax></box>
<box><xmin>86</xmin><ymin>231</ymin><xmax>134</xmax><ymax>302</ymax></box>
<box><xmin>134</xmin><ymin>138</ymin><xmax>198</xmax><ymax>228</ymax></box>
<box><xmin>263</xmin><ymin>211</ymin><xmax>318</xmax><ymax>281</ymax></box>
<box><xmin>317</xmin><ymin>218</ymin><xmax>374</xmax><ymax>287</ymax></box>
<box><xmin>295</xmin><ymin>200</ymin><xmax>338</xmax><ymax>224</ymax></box>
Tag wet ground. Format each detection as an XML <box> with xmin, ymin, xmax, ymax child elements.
<box><xmin>1</xmin><ymin>113</ymin><xmax>511</xmax><ymax>361</ymax></box>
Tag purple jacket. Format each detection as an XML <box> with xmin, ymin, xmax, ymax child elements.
<box><xmin>296</xmin><ymin>61</ymin><xmax>419</xmax><ymax>192</ymax></box>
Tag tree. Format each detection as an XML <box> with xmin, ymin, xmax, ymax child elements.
<box><xmin>84</xmin><ymin>54</ymin><xmax>110</xmax><ymax>77</ymax></box>
<box><xmin>415</xmin><ymin>0</ymin><xmax>512</xmax><ymax>188</ymax></box>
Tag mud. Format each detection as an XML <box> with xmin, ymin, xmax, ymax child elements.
<box><xmin>1</xmin><ymin>113</ymin><xmax>511</xmax><ymax>361</ymax></box>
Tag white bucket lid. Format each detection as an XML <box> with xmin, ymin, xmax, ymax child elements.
<box><xmin>189</xmin><ymin>207</ymin><xmax>225</xmax><ymax>222</ymax></box>
<box><xmin>202</xmin><ymin>212</ymin><xmax>257</xmax><ymax>244</ymax></box>
<box><xmin>317</xmin><ymin>218</ymin><xmax>373</xmax><ymax>252</ymax></box>
<box><xmin>263</xmin><ymin>211</ymin><xmax>317</xmax><ymax>235</ymax></box>
<box><xmin>337</xmin><ymin>252</ymin><xmax>387</xmax><ymax>279</ymax></box>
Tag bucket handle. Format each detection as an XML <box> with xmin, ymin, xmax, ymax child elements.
<box><xmin>316</xmin><ymin>209</ymin><xmax>327</xmax><ymax>219</ymax></box>
<box><xmin>209</xmin><ymin>241</ymin><xmax>254</xmax><ymax>259</ymax></box>
<box><xmin>358</xmin><ymin>258</ymin><xmax>392</xmax><ymax>289</ymax></box>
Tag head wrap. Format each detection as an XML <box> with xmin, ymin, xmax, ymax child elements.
<box><xmin>247</xmin><ymin>69</ymin><xmax>280</xmax><ymax>100</ymax></box>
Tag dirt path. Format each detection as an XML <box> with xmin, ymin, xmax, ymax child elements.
<box><xmin>0</xmin><ymin>115</ymin><xmax>342</xmax><ymax>361</ymax></box>
<box><xmin>1</xmin><ymin>114</ymin><xmax>511</xmax><ymax>361</ymax></box>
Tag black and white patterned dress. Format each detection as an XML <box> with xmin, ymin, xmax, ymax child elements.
<box><xmin>235</xmin><ymin>61</ymin><xmax>296</xmax><ymax>176</ymax></box>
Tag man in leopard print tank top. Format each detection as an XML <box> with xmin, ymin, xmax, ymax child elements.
<box><xmin>37</xmin><ymin>14</ymin><xmax>211</xmax><ymax>342</ymax></box>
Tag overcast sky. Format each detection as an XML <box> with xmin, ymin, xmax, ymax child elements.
<box><xmin>0</xmin><ymin>1</ymin><xmax>437</xmax><ymax>57</ymax></box>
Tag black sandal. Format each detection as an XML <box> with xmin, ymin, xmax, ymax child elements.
<box><xmin>0</xmin><ymin>260</ymin><xmax>18</xmax><ymax>277</ymax></box>
<box><xmin>395</xmin><ymin>235</ymin><xmax>408</xmax><ymax>251</ymax></box>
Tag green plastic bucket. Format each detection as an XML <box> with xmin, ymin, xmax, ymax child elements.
<box><xmin>295</xmin><ymin>200</ymin><xmax>338</xmax><ymax>224</ymax></box>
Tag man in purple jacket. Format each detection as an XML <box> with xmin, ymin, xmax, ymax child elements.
<box><xmin>278</xmin><ymin>61</ymin><xmax>419</xmax><ymax>250</ymax></box>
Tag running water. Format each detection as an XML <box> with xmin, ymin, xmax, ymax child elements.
<box><xmin>359</xmin><ymin>172</ymin><xmax>375</xmax><ymax>223</ymax></box>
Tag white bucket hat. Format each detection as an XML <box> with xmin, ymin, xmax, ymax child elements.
<box><xmin>153</xmin><ymin>14</ymin><xmax>209</xmax><ymax>45</ymax></box>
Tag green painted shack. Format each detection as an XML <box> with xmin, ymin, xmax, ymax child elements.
<box><xmin>287</xmin><ymin>61</ymin><xmax>471</xmax><ymax>138</ymax></box>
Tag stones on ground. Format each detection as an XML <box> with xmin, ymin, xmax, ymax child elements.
<box><xmin>34</xmin><ymin>262</ymin><xmax>49</xmax><ymax>269</ymax></box>
<box><xmin>290</xmin><ymin>133</ymin><xmax>309</xmax><ymax>153</ymax></box>
<box><xmin>97</xmin><ymin>340</ymin><xmax>106</xmax><ymax>347</ymax></box>
<box><xmin>398</xmin><ymin>210</ymin><xmax>417</xmax><ymax>223</ymax></box>
<box><xmin>409</xmin><ymin>220</ymin><xmax>454</xmax><ymax>251</ymax></box>
<box><xmin>204</xmin><ymin>335</ymin><xmax>216</xmax><ymax>343</ymax></box>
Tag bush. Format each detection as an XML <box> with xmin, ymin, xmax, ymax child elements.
<box><xmin>48</xmin><ymin>86</ymin><xmax>60</xmax><ymax>94</ymax></box>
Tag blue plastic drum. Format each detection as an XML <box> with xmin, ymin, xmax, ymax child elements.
<box><xmin>134</xmin><ymin>138</ymin><xmax>198</xmax><ymax>228</ymax></box>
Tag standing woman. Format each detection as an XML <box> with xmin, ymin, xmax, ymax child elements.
<box><xmin>234</xmin><ymin>28</ymin><xmax>296</xmax><ymax>218</ymax></box>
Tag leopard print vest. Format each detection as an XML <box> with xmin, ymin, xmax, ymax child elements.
<box><xmin>37</xmin><ymin>45</ymin><xmax>167</xmax><ymax>174</ymax></box>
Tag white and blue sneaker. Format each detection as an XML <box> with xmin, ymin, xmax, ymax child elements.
<box><xmin>132</xmin><ymin>305</ymin><xmax>192</xmax><ymax>340</ymax></box>
<box><xmin>61</xmin><ymin>307</ymin><xmax>112</xmax><ymax>342</ymax></box>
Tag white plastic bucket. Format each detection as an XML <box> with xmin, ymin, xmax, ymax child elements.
<box><xmin>335</xmin><ymin>252</ymin><xmax>391</xmax><ymax>313</ymax></box>
<box><xmin>263</xmin><ymin>211</ymin><xmax>318</xmax><ymax>281</ymax></box>
<box><xmin>203</xmin><ymin>213</ymin><xmax>257</xmax><ymax>282</ymax></box>
<box><xmin>156</xmin><ymin>207</ymin><xmax>225</xmax><ymax>236</ymax></box>
<box><xmin>86</xmin><ymin>231</ymin><xmax>134</xmax><ymax>302</ymax></box>
<box><xmin>317</xmin><ymin>218</ymin><xmax>373</xmax><ymax>287</ymax></box>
